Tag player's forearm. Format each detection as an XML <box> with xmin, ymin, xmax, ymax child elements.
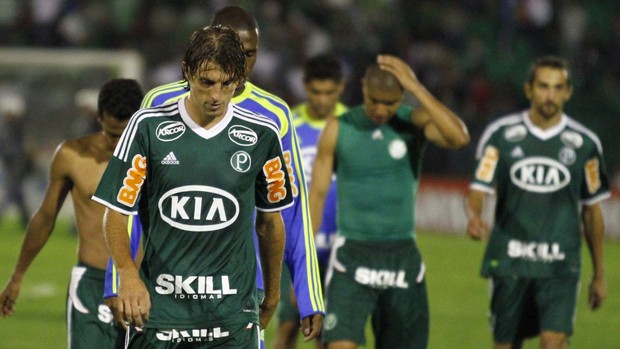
<box><xmin>583</xmin><ymin>204</ymin><xmax>606</xmax><ymax>279</ymax></box>
<box><xmin>410</xmin><ymin>84</ymin><xmax>470</xmax><ymax>149</ymax></box>
<box><xmin>256</xmin><ymin>212</ymin><xmax>285</xmax><ymax>305</ymax></box>
<box><xmin>309</xmin><ymin>189</ymin><xmax>327</xmax><ymax>236</ymax></box>
<box><xmin>11</xmin><ymin>211</ymin><xmax>55</xmax><ymax>280</ymax></box>
<box><xmin>282</xmin><ymin>215</ymin><xmax>325</xmax><ymax>317</ymax></box>
<box><xmin>103</xmin><ymin>209</ymin><xmax>136</xmax><ymax>276</ymax></box>
<box><xmin>308</xmin><ymin>160</ymin><xmax>332</xmax><ymax>234</ymax></box>
<box><xmin>290</xmin><ymin>261</ymin><xmax>325</xmax><ymax>318</ymax></box>
<box><xmin>280</xmin><ymin>194</ymin><xmax>325</xmax><ymax>317</ymax></box>
<box><xmin>465</xmin><ymin>190</ymin><xmax>485</xmax><ymax>219</ymax></box>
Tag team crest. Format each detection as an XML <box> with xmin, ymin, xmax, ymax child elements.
<box><xmin>323</xmin><ymin>314</ymin><xmax>338</xmax><ymax>331</ymax></box>
<box><xmin>558</xmin><ymin>147</ymin><xmax>576</xmax><ymax>165</ymax></box>
<box><xmin>388</xmin><ymin>139</ymin><xmax>407</xmax><ymax>159</ymax></box>
<box><xmin>230</xmin><ymin>151</ymin><xmax>251</xmax><ymax>173</ymax></box>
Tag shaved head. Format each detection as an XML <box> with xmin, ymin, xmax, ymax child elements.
<box><xmin>364</xmin><ymin>64</ymin><xmax>403</xmax><ymax>93</ymax></box>
<box><xmin>362</xmin><ymin>64</ymin><xmax>404</xmax><ymax>125</ymax></box>
<box><xmin>210</xmin><ymin>6</ymin><xmax>259</xmax><ymax>33</ymax></box>
<box><xmin>210</xmin><ymin>6</ymin><xmax>260</xmax><ymax>78</ymax></box>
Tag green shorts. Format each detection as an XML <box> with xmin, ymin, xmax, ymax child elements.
<box><xmin>490</xmin><ymin>275</ymin><xmax>580</xmax><ymax>343</ymax></box>
<box><xmin>127</xmin><ymin>322</ymin><xmax>260</xmax><ymax>348</ymax></box>
<box><xmin>67</xmin><ymin>263</ymin><xmax>124</xmax><ymax>349</ymax></box>
<box><xmin>322</xmin><ymin>237</ymin><xmax>428</xmax><ymax>349</ymax></box>
<box><xmin>277</xmin><ymin>266</ymin><xmax>297</xmax><ymax>323</ymax></box>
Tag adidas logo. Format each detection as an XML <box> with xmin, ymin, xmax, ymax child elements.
<box><xmin>372</xmin><ymin>129</ymin><xmax>383</xmax><ymax>140</ymax></box>
<box><xmin>510</xmin><ymin>146</ymin><xmax>524</xmax><ymax>158</ymax></box>
<box><xmin>161</xmin><ymin>152</ymin><xmax>179</xmax><ymax>165</ymax></box>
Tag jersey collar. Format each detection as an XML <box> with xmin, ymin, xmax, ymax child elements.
<box><xmin>522</xmin><ymin>110</ymin><xmax>568</xmax><ymax>141</ymax></box>
<box><xmin>178</xmin><ymin>97</ymin><xmax>234</xmax><ymax>140</ymax></box>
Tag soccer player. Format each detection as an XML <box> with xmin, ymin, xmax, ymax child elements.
<box><xmin>93</xmin><ymin>26</ymin><xmax>293</xmax><ymax>348</ymax></box>
<box><xmin>274</xmin><ymin>53</ymin><xmax>347</xmax><ymax>349</ymax></box>
<box><xmin>104</xmin><ymin>5</ymin><xmax>325</xmax><ymax>342</ymax></box>
<box><xmin>0</xmin><ymin>79</ymin><xmax>143</xmax><ymax>349</ymax></box>
<box><xmin>310</xmin><ymin>55</ymin><xmax>470</xmax><ymax>349</ymax></box>
<box><xmin>466</xmin><ymin>55</ymin><xmax>609</xmax><ymax>349</ymax></box>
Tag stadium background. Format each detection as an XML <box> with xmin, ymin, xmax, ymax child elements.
<box><xmin>1</xmin><ymin>0</ymin><xmax>618</xmax><ymax>236</ymax></box>
<box><xmin>0</xmin><ymin>1</ymin><xmax>619</xmax><ymax>348</ymax></box>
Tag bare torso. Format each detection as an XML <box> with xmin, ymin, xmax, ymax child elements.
<box><xmin>59</xmin><ymin>132</ymin><xmax>115</xmax><ymax>270</ymax></box>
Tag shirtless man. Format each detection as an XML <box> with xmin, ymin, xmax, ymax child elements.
<box><xmin>0</xmin><ymin>79</ymin><xmax>143</xmax><ymax>349</ymax></box>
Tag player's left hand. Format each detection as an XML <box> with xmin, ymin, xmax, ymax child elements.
<box><xmin>377</xmin><ymin>54</ymin><xmax>420</xmax><ymax>92</ymax></box>
<box><xmin>259</xmin><ymin>295</ymin><xmax>279</xmax><ymax>329</ymax></box>
<box><xmin>301</xmin><ymin>313</ymin><xmax>324</xmax><ymax>342</ymax></box>
<box><xmin>589</xmin><ymin>277</ymin><xmax>606</xmax><ymax>310</ymax></box>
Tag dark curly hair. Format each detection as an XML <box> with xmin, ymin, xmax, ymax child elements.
<box><xmin>526</xmin><ymin>55</ymin><xmax>571</xmax><ymax>87</ymax></box>
<box><xmin>303</xmin><ymin>54</ymin><xmax>344</xmax><ymax>83</ymax></box>
<box><xmin>182</xmin><ymin>25</ymin><xmax>246</xmax><ymax>86</ymax></box>
<box><xmin>98</xmin><ymin>78</ymin><xmax>143</xmax><ymax>121</ymax></box>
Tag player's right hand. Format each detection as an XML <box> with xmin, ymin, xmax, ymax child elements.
<box><xmin>0</xmin><ymin>279</ymin><xmax>21</xmax><ymax>317</ymax></box>
<box><xmin>117</xmin><ymin>271</ymin><xmax>151</xmax><ymax>327</ymax></box>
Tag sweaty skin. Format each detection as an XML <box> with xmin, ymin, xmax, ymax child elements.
<box><xmin>1</xmin><ymin>112</ymin><xmax>129</xmax><ymax>317</ymax></box>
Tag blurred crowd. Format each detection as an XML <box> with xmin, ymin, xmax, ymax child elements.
<box><xmin>0</xmin><ymin>0</ymin><xmax>619</xmax><ymax>179</ymax></box>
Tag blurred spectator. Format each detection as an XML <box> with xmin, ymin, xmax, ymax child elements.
<box><xmin>518</xmin><ymin>0</ymin><xmax>555</xmax><ymax>53</ymax></box>
<box><xmin>27</xmin><ymin>0</ymin><xmax>67</xmax><ymax>45</ymax></box>
<box><xmin>1</xmin><ymin>0</ymin><xmax>619</xmax><ymax>180</ymax></box>
<box><xmin>72</xmin><ymin>88</ymin><xmax>100</xmax><ymax>136</ymax></box>
<box><xmin>558</xmin><ymin>0</ymin><xmax>587</xmax><ymax>71</ymax></box>
<box><xmin>497</xmin><ymin>0</ymin><xmax>518</xmax><ymax>55</ymax></box>
<box><xmin>0</xmin><ymin>93</ymin><xmax>31</xmax><ymax>228</ymax></box>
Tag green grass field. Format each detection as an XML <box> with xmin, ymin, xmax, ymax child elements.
<box><xmin>0</xmin><ymin>219</ymin><xmax>618</xmax><ymax>348</ymax></box>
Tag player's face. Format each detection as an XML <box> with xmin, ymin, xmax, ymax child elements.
<box><xmin>362</xmin><ymin>81</ymin><xmax>403</xmax><ymax>125</ymax></box>
<box><xmin>185</xmin><ymin>62</ymin><xmax>239</xmax><ymax>122</ymax></box>
<box><xmin>236</xmin><ymin>28</ymin><xmax>259</xmax><ymax>77</ymax></box>
<box><xmin>525</xmin><ymin>67</ymin><xmax>572</xmax><ymax>120</ymax></box>
<box><xmin>99</xmin><ymin>111</ymin><xmax>129</xmax><ymax>146</ymax></box>
<box><xmin>304</xmin><ymin>79</ymin><xmax>344</xmax><ymax>120</ymax></box>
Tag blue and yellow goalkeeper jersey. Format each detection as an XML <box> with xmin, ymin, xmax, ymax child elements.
<box><xmin>292</xmin><ymin>102</ymin><xmax>347</xmax><ymax>264</ymax></box>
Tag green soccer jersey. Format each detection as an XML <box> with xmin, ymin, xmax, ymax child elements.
<box><xmin>471</xmin><ymin>111</ymin><xmax>610</xmax><ymax>278</ymax></box>
<box><xmin>335</xmin><ymin>105</ymin><xmax>426</xmax><ymax>241</ymax></box>
<box><xmin>93</xmin><ymin>99</ymin><xmax>293</xmax><ymax>329</ymax></box>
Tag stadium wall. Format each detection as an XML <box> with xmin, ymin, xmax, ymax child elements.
<box><xmin>415</xmin><ymin>177</ymin><xmax>620</xmax><ymax>240</ymax></box>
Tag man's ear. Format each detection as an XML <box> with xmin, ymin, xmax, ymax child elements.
<box><xmin>181</xmin><ymin>61</ymin><xmax>188</xmax><ymax>80</ymax></box>
<box><xmin>564</xmin><ymin>85</ymin><xmax>573</xmax><ymax>102</ymax></box>
<box><xmin>336</xmin><ymin>80</ymin><xmax>345</xmax><ymax>95</ymax></box>
<box><xmin>523</xmin><ymin>82</ymin><xmax>532</xmax><ymax>101</ymax></box>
